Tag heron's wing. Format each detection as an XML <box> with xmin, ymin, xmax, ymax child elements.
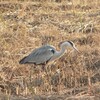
<box><xmin>19</xmin><ymin>45</ymin><xmax>56</xmax><ymax>64</ymax></box>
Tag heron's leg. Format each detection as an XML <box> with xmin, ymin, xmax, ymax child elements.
<box><xmin>29</xmin><ymin>65</ymin><xmax>35</xmax><ymax>83</ymax></box>
<box><xmin>49</xmin><ymin>69</ymin><xmax>53</xmax><ymax>94</ymax></box>
<box><xmin>41</xmin><ymin>65</ymin><xmax>45</xmax><ymax>71</ymax></box>
<box><xmin>43</xmin><ymin>64</ymin><xmax>54</xmax><ymax>93</ymax></box>
<box><xmin>41</xmin><ymin>64</ymin><xmax>51</xmax><ymax>92</ymax></box>
<box><xmin>41</xmin><ymin>65</ymin><xmax>48</xmax><ymax>76</ymax></box>
<box><xmin>47</xmin><ymin>64</ymin><xmax>53</xmax><ymax>93</ymax></box>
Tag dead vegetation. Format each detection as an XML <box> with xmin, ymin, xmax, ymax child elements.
<box><xmin>0</xmin><ymin>0</ymin><xmax>100</xmax><ymax>100</ymax></box>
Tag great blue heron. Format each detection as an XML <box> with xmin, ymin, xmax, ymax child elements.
<box><xmin>19</xmin><ymin>41</ymin><xmax>79</xmax><ymax>65</ymax></box>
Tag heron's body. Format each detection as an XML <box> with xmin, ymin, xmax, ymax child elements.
<box><xmin>19</xmin><ymin>45</ymin><xmax>56</xmax><ymax>65</ymax></box>
<box><xmin>19</xmin><ymin>41</ymin><xmax>78</xmax><ymax>65</ymax></box>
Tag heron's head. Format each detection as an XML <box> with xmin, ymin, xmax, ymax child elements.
<box><xmin>59</xmin><ymin>41</ymin><xmax>79</xmax><ymax>52</ymax></box>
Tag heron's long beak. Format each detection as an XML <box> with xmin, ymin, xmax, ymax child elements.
<box><xmin>73</xmin><ymin>46</ymin><xmax>79</xmax><ymax>53</ymax></box>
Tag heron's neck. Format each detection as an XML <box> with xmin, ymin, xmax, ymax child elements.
<box><xmin>49</xmin><ymin>44</ymin><xmax>67</xmax><ymax>62</ymax></box>
<box><xmin>59</xmin><ymin>45</ymin><xmax>66</xmax><ymax>56</ymax></box>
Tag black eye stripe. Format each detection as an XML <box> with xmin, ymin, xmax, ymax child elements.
<box><xmin>67</xmin><ymin>41</ymin><xmax>73</xmax><ymax>46</ymax></box>
<box><xmin>59</xmin><ymin>41</ymin><xmax>74</xmax><ymax>47</ymax></box>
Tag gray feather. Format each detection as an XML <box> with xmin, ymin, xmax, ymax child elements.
<box><xmin>19</xmin><ymin>45</ymin><xmax>55</xmax><ymax>65</ymax></box>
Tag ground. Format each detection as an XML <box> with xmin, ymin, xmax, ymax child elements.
<box><xmin>0</xmin><ymin>0</ymin><xmax>100</xmax><ymax>100</ymax></box>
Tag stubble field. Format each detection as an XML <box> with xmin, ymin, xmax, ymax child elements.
<box><xmin>0</xmin><ymin>0</ymin><xmax>100</xmax><ymax>100</ymax></box>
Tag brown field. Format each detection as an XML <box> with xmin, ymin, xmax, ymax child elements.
<box><xmin>0</xmin><ymin>0</ymin><xmax>100</xmax><ymax>100</ymax></box>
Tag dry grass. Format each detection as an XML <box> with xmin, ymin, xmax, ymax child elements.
<box><xmin>0</xmin><ymin>0</ymin><xmax>100</xmax><ymax>100</ymax></box>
